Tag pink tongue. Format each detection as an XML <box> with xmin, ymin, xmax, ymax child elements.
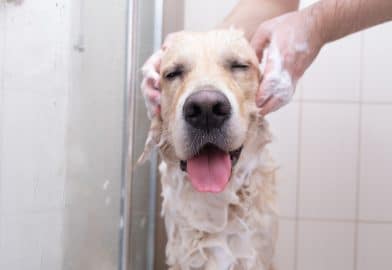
<box><xmin>187</xmin><ymin>147</ymin><xmax>232</xmax><ymax>193</ymax></box>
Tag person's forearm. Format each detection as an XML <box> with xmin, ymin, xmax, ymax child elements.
<box><xmin>310</xmin><ymin>0</ymin><xmax>392</xmax><ymax>44</ymax></box>
<box><xmin>219</xmin><ymin>0</ymin><xmax>299</xmax><ymax>40</ymax></box>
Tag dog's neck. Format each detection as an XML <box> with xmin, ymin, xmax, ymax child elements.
<box><xmin>158</xmin><ymin>118</ymin><xmax>278</xmax><ymax>270</ymax></box>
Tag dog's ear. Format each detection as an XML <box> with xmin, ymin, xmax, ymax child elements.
<box><xmin>137</xmin><ymin>116</ymin><xmax>162</xmax><ymax>165</ymax></box>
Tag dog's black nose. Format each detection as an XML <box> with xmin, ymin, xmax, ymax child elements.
<box><xmin>183</xmin><ymin>90</ymin><xmax>231</xmax><ymax>130</ymax></box>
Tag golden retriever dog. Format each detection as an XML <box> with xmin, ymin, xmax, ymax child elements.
<box><xmin>139</xmin><ymin>29</ymin><xmax>277</xmax><ymax>270</ymax></box>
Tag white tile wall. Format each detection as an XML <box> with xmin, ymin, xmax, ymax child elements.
<box><xmin>362</xmin><ymin>23</ymin><xmax>392</xmax><ymax>103</ymax></box>
<box><xmin>274</xmin><ymin>219</ymin><xmax>296</xmax><ymax>270</ymax></box>
<box><xmin>359</xmin><ymin>105</ymin><xmax>392</xmax><ymax>221</ymax></box>
<box><xmin>184</xmin><ymin>0</ymin><xmax>238</xmax><ymax>31</ymax></box>
<box><xmin>301</xmin><ymin>33</ymin><xmax>362</xmax><ymax>102</ymax></box>
<box><xmin>357</xmin><ymin>223</ymin><xmax>392</xmax><ymax>270</ymax></box>
<box><xmin>299</xmin><ymin>103</ymin><xmax>359</xmax><ymax>220</ymax></box>
<box><xmin>267</xmin><ymin>102</ymin><xmax>300</xmax><ymax>218</ymax></box>
<box><xmin>297</xmin><ymin>220</ymin><xmax>355</xmax><ymax>270</ymax></box>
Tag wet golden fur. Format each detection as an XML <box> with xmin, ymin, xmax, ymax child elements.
<box><xmin>140</xmin><ymin>30</ymin><xmax>278</xmax><ymax>270</ymax></box>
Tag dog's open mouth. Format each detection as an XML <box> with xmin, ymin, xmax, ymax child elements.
<box><xmin>180</xmin><ymin>144</ymin><xmax>242</xmax><ymax>193</ymax></box>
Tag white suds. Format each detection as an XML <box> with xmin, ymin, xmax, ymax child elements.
<box><xmin>105</xmin><ymin>196</ymin><xmax>111</xmax><ymax>205</ymax></box>
<box><xmin>260</xmin><ymin>40</ymin><xmax>294</xmax><ymax>107</ymax></box>
<box><xmin>259</xmin><ymin>48</ymin><xmax>269</xmax><ymax>74</ymax></box>
<box><xmin>102</xmin><ymin>180</ymin><xmax>110</xmax><ymax>190</ymax></box>
<box><xmin>294</xmin><ymin>42</ymin><xmax>309</xmax><ymax>53</ymax></box>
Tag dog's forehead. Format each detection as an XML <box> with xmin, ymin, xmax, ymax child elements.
<box><xmin>161</xmin><ymin>30</ymin><xmax>257</xmax><ymax>68</ymax></box>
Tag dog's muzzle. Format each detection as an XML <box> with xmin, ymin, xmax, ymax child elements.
<box><xmin>180</xmin><ymin>90</ymin><xmax>242</xmax><ymax>193</ymax></box>
<box><xmin>183</xmin><ymin>90</ymin><xmax>231</xmax><ymax>131</ymax></box>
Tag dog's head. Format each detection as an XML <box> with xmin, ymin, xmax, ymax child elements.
<box><xmin>142</xmin><ymin>30</ymin><xmax>265</xmax><ymax>193</ymax></box>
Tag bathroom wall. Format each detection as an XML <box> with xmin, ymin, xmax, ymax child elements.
<box><xmin>0</xmin><ymin>1</ymin><xmax>69</xmax><ymax>269</ymax></box>
<box><xmin>1</xmin><ymin>0</ymin><xmax>391</xmax><ymax>269</ymax></box>
<box><xmin>0</xmin><ymin>1</ymin><xmax>128</xmax><ymax>269</ymax></box>
<box><xmin>185</xmin><ymin>0</ymin><xmax>392</xmax><ymax>269</ymax></box>
<box><xmin>62</xmin><ymin>0</ymin><xmax>127</xmax><ymax>269</ymax></box>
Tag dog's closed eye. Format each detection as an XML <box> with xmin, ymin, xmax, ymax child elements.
<box><xmin>230</xmin><ymin>62</ymin><xmax>249</xmax><ymax>70</ymax></box>
<box><xmin>163</xmin><ymin>65</ymin><xmax>184</xmax><ymax>81</ymax></box>
<box><xmin>229</xmin><ymin>60</ymin><xmax>250</xmax><ymax>72</ymax></box>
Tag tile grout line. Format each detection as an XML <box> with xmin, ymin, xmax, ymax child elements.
<box><xmin>353</xmin><ymin>31</ymin><xmax>366</xmax><ymax>270</ymax></box>
<box><xmin>298</xmin><ymin>98</ymin><xmax>392</xmax><ymax>106</ymax></box>
<box><xmin>0</xmin><ymin>1</ymin><xmax>7</xmax><ymax>223</ymax></box>
<box><xmin>293</xmin><ymin>92</ymin><xmax>304</xmax><ymax>270</ymax></box>
<box><xmin>280</xmin><ymin>215</ymin><xmax>392</xmax><ymax>225</ymax></box>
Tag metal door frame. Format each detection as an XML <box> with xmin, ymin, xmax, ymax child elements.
<box><xmin>122</xmin><ymin>0</ymin><xmax>184</xmax><ymax>269</ymax></box>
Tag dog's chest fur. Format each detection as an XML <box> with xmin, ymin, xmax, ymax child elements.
<box><xmin>159</xmin><ymin>122</ymin><xmax>278</xmax><ymax>270</ymax></box>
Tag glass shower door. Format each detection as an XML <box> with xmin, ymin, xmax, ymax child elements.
<box><xmin>62</xmin><ymin>0</ymin><xmax>128</xmax><ymax>270</ymax></box>
<box><xmin>62</xmin><ymin>0</ymin><xmax>183</xmax><ymax>269</ymax></box>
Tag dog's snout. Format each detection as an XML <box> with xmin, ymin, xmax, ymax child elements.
<box><xmin>183</xmin><ymin>90</ymin><xmax>231</xmax><ymax>130</ymax></box>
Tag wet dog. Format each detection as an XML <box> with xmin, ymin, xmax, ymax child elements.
<box><xmin>140</xmin><ymin>29</ymin><xmax>278</xmax><ymax>270</ymax></box>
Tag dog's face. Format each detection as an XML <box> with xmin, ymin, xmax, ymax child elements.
<box><xmin>158</xmin><ymin>30</ymin><xmax>261</xmax><ymax>192</ymax></box>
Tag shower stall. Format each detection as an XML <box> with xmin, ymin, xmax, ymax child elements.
<box><xmin>62</xmin><ymin>0</ymin><xmax>182</xmax><ymax>269</ymax></box>
<box><xmin>1</xmin><ymin>0</ymin><xmax>392</xmax><ymax>269</ymax></box>
<box><xmin>0</xmin><ymin>0</ymin><xmax>181</xmax><ymax>269</ymax></box>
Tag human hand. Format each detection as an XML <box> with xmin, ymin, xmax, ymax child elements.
<box><xmin>251</xmin><ymin>9</ymin><xmax>324</xmax><ymax>115</ymax></box>
<box><xmin>141</xmin><ymin>33</ymin><xmax>180</xmax><ymax>118</ymax></box>
<box><xmin>141</xmin><ymin>49</ymin><xmax>163</xmax><ymax>118</ymax></box>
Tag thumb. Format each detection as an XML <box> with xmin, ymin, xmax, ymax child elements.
<box><xmin>250</xmin><ymin>24</ymin><xmax>271</xmax><ymax>61</ymax></box>
<box><xmin>256</xmin><ymin>52</ymin><xmax>275</xmax><ymax>107</ymax></box>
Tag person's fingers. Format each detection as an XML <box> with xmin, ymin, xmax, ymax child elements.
<box><xmin>257</xmin><ymin>75</ymin><xmax>295</xmax><ymax>115</ymax></box>
<box><xmin>140</xmin><ymin>30</ymin><xmax>183</xmax><ymax>119</ymax></box>
<box><xmin>146</xmin><ymin>85</ymin><xmax>160</xmax><ymax>105</ymax></box>
<box><xmin>141</xmin><ymin>80</ymin><xmax>160</xmax><ymax>118</ymax></box>
<box><xmin>142</xmin><ymin>49</ymin><xmax>163</xmax><ymax>83</ymax></box>
<box><xmin>141</xmin><ymin>49</ymin><xmax>165</xmax><ymax>118</ymax></box>
<box><xmin>250</xmin><ymin>24</ymin><xmax>271</xmax><ymax>61</ymax></box>
<box><xmin>259</xmin><ymin>96</ymin><xmax>283</xmax><ymax>116</ymax></box>
<box><xmin>255</xmin><ymin>83</ymin><xmax>269</xmax><ymax>108</ymax></box>
<box><xmin>258</xmin><ymin>79</ymin><xmax>295</xmax><ymax>115</ymax></box>
<box><xmin>256</xmin><ymin>49</ymin><xmax>275</xmax><ymax>107</ymax></box>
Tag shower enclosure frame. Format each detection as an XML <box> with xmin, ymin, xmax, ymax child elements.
<box><xmin>122</xmin><ymin>0</ymin><xmax>183</xmax><ymax>269</ymax></box>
